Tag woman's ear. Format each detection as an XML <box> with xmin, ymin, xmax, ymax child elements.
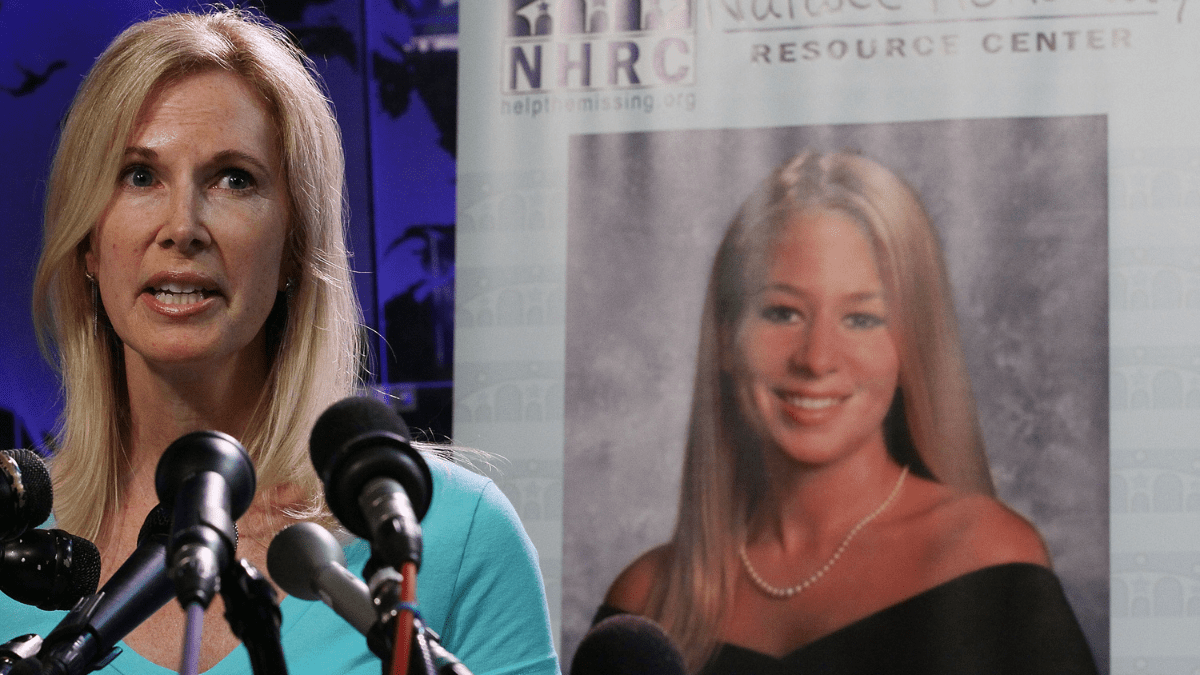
<box><xmin>277</xmin><ymin>251</ymin><xmax>298</xmax><ymax>293</ymax></box>
<box><xmin>83</xmin><ymin>232</ymin><xmax>97</xmax><ymax>278</ymax></box>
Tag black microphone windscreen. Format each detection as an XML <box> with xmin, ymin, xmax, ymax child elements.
<box><xmin>2</xmin><ymin>449</ymin><xmax>53</xmax><ymax>538</ymax></box>
<box><xmin>7</xmin><ymin>450</ymin><xmax>52</xmax><ymax>525</ymax></box>
<box><xmin>309</xmin><ymin>397</ymin><xmax>411</xmax><ymax>476</ymax></box>
<box><xmin>0</xmin><ymin>529</ymin><xmax>101</xmax><ymax>610</ymax></box>
<box><xmin>137</xmin><ymin>504</ymin><xmax>173</xmax><ymax>544</ymax></box>
<box><xmin>571</xmin><ymin>615</ymin><xmax>687</xmax><ymax>675</ymax></box>
<box><xmin>63</xmin><ymin>532</ymin><xmax>101</xmax><ymax>608</ymax></box>
<box><xmin>308</xmin><ymin>396</ymin><xmax>432</xmax><ymax>547</ymax></box>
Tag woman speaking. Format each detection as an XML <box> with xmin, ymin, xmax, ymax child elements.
<box><xmin>0</xmin><ymin>9</ymin><xmax>559</xmax><ymax>675</ymax></box>
<box><xmin>602</xmin><ymin>151</ymin><xmax>1097</xmax><ymax>674</ymax></box>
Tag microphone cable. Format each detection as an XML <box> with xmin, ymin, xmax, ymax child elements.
<box><xmin>392</xmin><ymin>561</ymin><xmax>417</xmax><ymax>675</ymax></box>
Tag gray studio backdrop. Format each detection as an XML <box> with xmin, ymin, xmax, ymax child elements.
<box><xmin>563</xmin><ymin>116</ymin><xmax>1109</xmax><ymax>668</ymax></box>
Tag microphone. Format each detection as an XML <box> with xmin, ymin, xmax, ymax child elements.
<box><xmin>266</xmin><ymin>524</ymin><xmax>472</xmax><ymax>675</ymax></box>
<box><xmin>0</xmin><ymin>528</ymin><xmax>101</xmax><ymax>610</ymax></box>
<box><xmin>25</xmin><ymin>505</ymin><xmax>175</xmax><ymax>675</ymax></box>
<box><xmin>570</xmin><ymin>615</ymin><xmax>687</xmax><ymax>675</ymax></box>
<box><xmin>154</xmin><ymin>430</ymin><xmax>255</xmax><ymax>609</ymax></box>
<box><xmin>309</xmin><ymin>397</ymin><xmax>432</xmax><ymax>569</ymax></box>
<box><xmin>1</xmin><ymin>449</ymin><xmax>53</xmax><ymax>542</ymax></box>
<box><xmin>266</xmin><ymin>522</ymin><xmax>376</xmax><ymax>634</ymax></box>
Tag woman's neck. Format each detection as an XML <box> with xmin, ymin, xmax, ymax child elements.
<box><xmin>108</xmin><ymin>341</ymin><xmax>271</xmax><ymax>546</ymax></box>
<box><xmin>121</xmin><ymin>343</ymin><xmax>270</xmax><ymax>468</ymax></box>
<box><xmin>750</xmin><ymin>438</ymin><xmax>904</xmax><ymax>554</ymax></box>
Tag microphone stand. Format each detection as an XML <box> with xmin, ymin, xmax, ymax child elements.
<box><xmin>364</xmin><ymin>576</ymin><xmax>473</xmax><ymax>675</ymax></box>
<box><xmin>409</xmin><ymin>618</ymin><xmax>435</xmax><ymax>675</ymax></box>
<box><xmin>0</xmin><ymin>635</ymin><xmax>41</xmax><ymax>675</ymax></box>
<box><xmin>412</xmin><ymin>619</ymin><xmax>473</xmax><ymax>675</ymax></box>
<box><xmin>179</xmin><ymin>604</ymin><xmax>203</xmax><ymax>675</ymax></box>
<box><xmin>359</xmin><ymin>478</ymin><xmax>424</xmax><ymax>675</ymax></box>
<box><xmin>365</xmin><ymin>563</ymin><xmax>415</xmax><ymax>675</ymax></box>
<box><xmin>18</xmin><ymin>591</ymin><xmax>128</xmax><ymax>675</ymax></box>
<box><xmin>220</xmin><ymin>558</ymin><xmax>288</xmax><ymax>675</ymax></box>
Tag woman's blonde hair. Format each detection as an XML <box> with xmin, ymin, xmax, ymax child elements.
<box><xmin>648</xmin><ymin>151</ymin><xmax>993</xmax><ymax>671</ymax></box>
<box><xmin>32</xmin><ymin>9</ymin><xmax>361</xmax><ymax>541</ymax></box>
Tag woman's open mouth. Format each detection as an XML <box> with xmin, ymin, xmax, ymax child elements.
<box><xmin>148</xmin><ymin>283</ymin><xmax>218</xmax><ymax>305</ymax></box>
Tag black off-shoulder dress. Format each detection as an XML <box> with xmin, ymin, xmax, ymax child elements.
<box><xmin>594</xmin><ymin>563</ymin><xmax>1099</xmax><ymax>675</ymax></box>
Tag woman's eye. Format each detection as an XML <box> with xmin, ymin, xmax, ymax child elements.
<box><xmin>845</xmin><ymin>312</ymin><xmax>885</xmax><ymax>330</ymax></box>
<box><xmin>217</xmin><ymin>169</ymin><xmax>255</xmax><ymax>190</ymax></box>
<box><xmin>761</xmin><ymin>306</ymin><xmax>800</xmax><ymax>324</ymax></box>
<box><xmin>121</xmin><ymin>166</ymin><xmax>155</xmax><ymax>188</ymax></box>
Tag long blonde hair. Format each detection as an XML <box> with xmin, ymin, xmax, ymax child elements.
<box><xmin>32</xmin><ymin>9</ymin><xmax>361</xmax><ymax>541</ymax></box>
<box><xmin>648</xmin><ymin>151</ymin><xmax>992</xmax><ymax>671</ymax></box>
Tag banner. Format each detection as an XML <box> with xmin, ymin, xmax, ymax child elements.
<box><xmin>459</xmin><ymin>1</ymin><xmax>1200</xmax><ymax>670</ymax></box>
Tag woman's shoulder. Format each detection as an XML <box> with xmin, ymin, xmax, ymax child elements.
<box><xmin>904</xmin><ymin>478</ymin><xmax>1051</xmax><ymax>579</ymax></box>
<box><xmin>604</xmin><ymin>543</ymin><xmax>673</xmax><ymax>614</ymax></box>
<box><xmin>423</xmin><ymin>453</ymin><xmax>497</xmax><ymax>509</ymax></box>
<box><xmin>425</xmin><ymin>452</ymin><xmax>486</xmax><ymax>485</ymax></box>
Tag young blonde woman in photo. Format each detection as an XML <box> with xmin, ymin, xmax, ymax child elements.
<box><xmin>602</xmin><ymin>151</ymin><xmax>1097</xmax><ymax>674</ymax></box>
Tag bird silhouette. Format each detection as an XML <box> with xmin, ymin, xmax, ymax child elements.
<box><xmin>3</xmin><ymin>60</ymin><xmax>67</xmax><ymax>97</ymax></box>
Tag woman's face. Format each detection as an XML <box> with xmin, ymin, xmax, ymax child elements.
<box><xmin>85</xmin><ymin>70</ymin><xmax>289</xmax><ymax>374</ymax></box>
<box><xmin>728</xmin><ymin>210</ymin><xmax>899</xmax><ymax>469</ymax></box>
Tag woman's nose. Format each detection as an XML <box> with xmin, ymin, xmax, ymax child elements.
<box><xmin>791</xmin><ymin>319</ymin><xmax>837</xmax><ymax>377</ymax></box>
<box><xmin>156</xmin><ymin>188</ymin><xmax>212</xmax><ymax>254</ymax></box>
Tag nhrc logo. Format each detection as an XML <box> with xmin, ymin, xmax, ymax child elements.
<box><xmin>504</xmin><ymin>0</ymin><xmax>695</xmax><ymax>93</ymax></box>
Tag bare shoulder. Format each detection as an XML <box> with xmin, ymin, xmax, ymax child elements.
<box><xmin>604</xmin><ymin>543</ymin><xmax>672</xmax><ymax>614</ymax></box>
<box><xmin>906</xmin><ymin>479</ymin><xmax>1051</xmax><ymax>580</ymax></box>
<box><xmin>902</xmin><ymin>473</ymin><xmax>1051</xmax><ymax>583</ymax></box>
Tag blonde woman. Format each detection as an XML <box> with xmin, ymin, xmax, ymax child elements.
<box><xmin>603</xmin><ymin>152</ymin><xmax>1096</xmax><ymax>674</ymax></box>
<box><xmin>0</xmin><ymin>10</ymin><xmax>558</xmax><ymax>675</ymax></box>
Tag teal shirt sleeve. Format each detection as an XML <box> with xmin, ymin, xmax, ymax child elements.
<box><xmin>413</xmin><ymin>458</ymin><xmax>561</xmax><ymax>675</ymax></box>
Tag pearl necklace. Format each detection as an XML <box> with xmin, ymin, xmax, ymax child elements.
<box><xmin>739</xmin><ymin>466</ymin><xmax>909</xmax><ymax>599</ymax></box>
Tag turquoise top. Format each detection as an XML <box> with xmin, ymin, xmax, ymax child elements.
<box><xmin>0</xmin><ymin>457</ymin><xmax>561</xmax><ymax>675</ymax></box>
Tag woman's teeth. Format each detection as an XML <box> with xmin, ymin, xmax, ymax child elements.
<box><xmin>152</xmin><ymin>284</ymin><xmax>209</xmax><ymax>305</ymax></box>
<box><xmin>786</xmin><ymin>396</ymin><xmax>839</xmax><ymax>410</ymax></box>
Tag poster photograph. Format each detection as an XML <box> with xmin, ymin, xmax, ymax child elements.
<box><xmin>563</xmin><ymin>116</ymin><xmax>1109</xmax><ymax>666</ymax></box>
<box><xmin>459</xmin><ymin>0</ymin><xmax>1199</xmax><ymax>671</ymax></box>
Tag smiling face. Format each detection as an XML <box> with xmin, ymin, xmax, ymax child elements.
<box><xmin>85</xmin><ymin>69</ymin><xmax>289</xmax><ymax>375</ymax></box>
<box><xmin>727</xmin><ymin>209</ymin><xmax>900</xmax><ymax>470</ymax></box>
